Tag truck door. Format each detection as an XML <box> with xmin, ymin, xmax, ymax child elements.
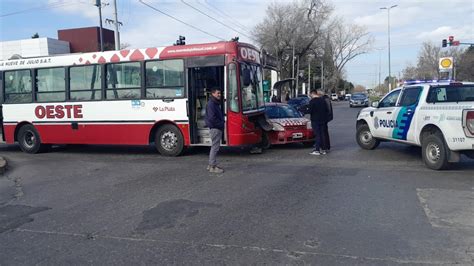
<box><xmin>392</xmin><ymin>86</ymin><xmax>423</xmax><ymax>142</ymax></box>
<box><xmin>372</xmin><ymin>89</ymin><xmax>401</xmax><ymax>139</ymax></box>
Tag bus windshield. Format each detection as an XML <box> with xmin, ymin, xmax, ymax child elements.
<box><xmin>240</xmin><ymin>62</ymin><xmax>264</xmax><ymax>112</ymax></box>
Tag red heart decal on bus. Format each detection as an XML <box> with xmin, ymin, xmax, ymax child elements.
<box><xmin>153</xmin><ymin>107</ymin><xmax>158</xmax><ymax>112</ymax></box>
<box><xmin>110</xmin><ymin>54</ymin><xmax>121</xmax><ymax>62</ymax></box>
<box><xmin>98</xmin><ymin>56</ymin><xmax>106</xmax><ymax>64</ymax></box>
<box><xmin>130</xmin><ymin>49</ymin><xmax>144</xmax><ymax>61</ymax></box>
<box><xmin>120</xmin><ymin>50</ymin><xmax>130</xmax><ymax>58</ymax></box>
<box><xmin>145</xmin><ymin>48</ymin><xmax>158</xmax><ymax>58</ymax></box>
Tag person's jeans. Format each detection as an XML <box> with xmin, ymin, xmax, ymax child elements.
<box><xmin>322</xmin><ymin>122</ymin><xmax>330</xmax><ymax>150</ymax></box>
<box><xmin>311</xmin><ymin>122</ymin><xmax>327</xmax><ymax>151</ymax></box>
<box><xmin>209</xmin><ymin>128</ymin><xmax>222</xmax><ymax>166</ymax></box>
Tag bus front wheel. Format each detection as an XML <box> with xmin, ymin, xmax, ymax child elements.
<box><xmin>17</xmin><ymin>124</ymin><xmax>50</xmax><ymax>154</ymax></box>
<box><xmin>155</xmin><ymin>124</ymin><xmax>184</xmax><ymax>156</ymax></box>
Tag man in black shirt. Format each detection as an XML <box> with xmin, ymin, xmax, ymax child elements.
<box><xmin>308</xmin><ymin>89</ymin><xmax>329</xmax><ymax>155</ymax></box>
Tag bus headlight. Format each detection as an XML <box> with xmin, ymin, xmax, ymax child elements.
<box><xmin>272</xmin><ymin>123</ymin><xmax>285</xmax><ymax>132</ymax></box>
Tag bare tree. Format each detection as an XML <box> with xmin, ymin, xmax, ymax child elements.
<box><xmin>401</xmin><ymin>42</ymin><xmax>465</xmax><ymax>80</ymax></box>
<box><xmin>323</xmin><ymin>18</ymin><xmax>373</xmax><ymax>92</ymax></box>
<box><xmin>253</xmin><ymin>0</ymin><xmax>333</xmax><ymax>79</ymax></box>
<box><xmin>457</xmin><ymin>46</ymin><xmax>474</xmax><ymax>81</ymax></box>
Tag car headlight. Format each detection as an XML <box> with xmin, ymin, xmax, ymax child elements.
<box><xmin>272</xmin><ymin>122</ymin><xmax>285</xmax><ymax>132</ymax></box>
<box><xmin>306</xmin><ymin>121</ymin><xmax>312</xmax><ymax>129</ymax></box>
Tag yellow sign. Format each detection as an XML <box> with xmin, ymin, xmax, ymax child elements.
<box><xmin>439</xmin><ymin>57</ymin><xmax>453</xmax><ymax>70</ymax></box>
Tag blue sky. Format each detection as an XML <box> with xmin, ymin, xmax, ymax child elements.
<box><xmin>1</xmin><ymin>0</ymin><xmax>473</xmax><ymax>87</ymax></box>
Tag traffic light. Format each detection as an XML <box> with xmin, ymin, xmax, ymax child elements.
<box><xmin>448</xmin><ymin>36</ymin><xmax>454</xmax><ymax>46</ymax></box>
<box><xmin>442</xmin><ymin>39</ymin><xmax>447</xmax><ymax>47</ymax></box>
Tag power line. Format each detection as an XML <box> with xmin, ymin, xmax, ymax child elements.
<box><xmin>199</xmin><ymin>0</ymin><xmax>251</xmax><ymax>35</ymax></box>
<box><xmin>180</xmin><ymin>0</ymin><xmax>255</xmax><ymax>41</ymax></box>
<box><xmin>0</xmin><ymin>0</ymin><xmax>88</xmax><ymax>18</ymax></box>
<box><xmin>138</xmin><ymin>0</ymin><xmax>225</xmax><ymax>40</ymax></box>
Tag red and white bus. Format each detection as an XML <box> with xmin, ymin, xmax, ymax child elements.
<box><xmin>0</xmin><ymin>41</ymin><xmax>268</xmax><ymax>155</ymax></box>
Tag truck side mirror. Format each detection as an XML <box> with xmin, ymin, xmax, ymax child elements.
<box><xmin>242</xmin><ymin>69</ymin><xmax>251</xmax><ymax>87</ymax></box>
<box><xmin>371</xmin><ymin>101</ymin><xmax>379</xmax><ymax>108</ymax></box>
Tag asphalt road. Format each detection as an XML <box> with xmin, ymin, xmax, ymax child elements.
<box><xmin>1</xmin><ymin>102</ymin><xmax>473</xmax><ymax>265</ymax></box>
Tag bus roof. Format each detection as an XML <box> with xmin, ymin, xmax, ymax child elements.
<box><xmin>0</xmin><ymin>41</ymin><xmax>259</xmax><ymax>71</ymax></box>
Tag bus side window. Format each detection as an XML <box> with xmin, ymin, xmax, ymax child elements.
<box><xmin>106</xmin><ymin>62</ymin><xmax>141</xmax><ymax>100</ymax></box>
<box><xmin>36</xmin><ymin>68</ymin><xmax>66</xmax><ymax>102</ymax></box>
<box><xmin>70</xmin><ymin>65</ymin><xmax>101</xmax><ymax>101</ymax></box>
<box><xmin>4</xmin><ymin>70</ymin><xmax>32</xmax><ymax>104</ymax></box>
<box><xmin>145</xmin><ymin>59</ymin><xmax>184</xmax><ymax>99</ymax></box>
<box><xmin>228</xmin><ymin>63</ymin><xmax>239</xmax><ymax>112</ymax></box>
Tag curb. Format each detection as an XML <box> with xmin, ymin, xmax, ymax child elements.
<box><xmin>0</xmin><ymin>156</ymin><xmax>7</xmax><ymax>175</ymax></box>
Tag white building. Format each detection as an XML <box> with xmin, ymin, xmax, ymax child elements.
<box><xmin>0</xmin><ymin>38</ymin><xmax>70</xmax><ymax>60</ymax></box>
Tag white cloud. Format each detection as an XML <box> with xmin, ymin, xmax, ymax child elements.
<box><xmin>417</xmin><ymin>25</ymin><xmax>474</xmax><ymax>42</ymax></box>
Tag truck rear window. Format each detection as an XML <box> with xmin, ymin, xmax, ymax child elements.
<box><xmin>427</xmin><ymin>85</ymin><xmax>474</xmax><ymax>103</ymax></box>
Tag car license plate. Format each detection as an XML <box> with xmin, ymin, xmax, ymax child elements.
<box><xmin>292</xmin><ymin>132</ymin><xmax>303</xmax><ymax>139</ymax></box>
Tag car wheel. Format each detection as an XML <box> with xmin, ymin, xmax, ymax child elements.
<box><xmin>356</xmin><ymin>124</ymin><xmax>379</xmax><ymax>150</ymax></box>
<box><xmin>155</xmin><ymin>124</ymin><xmax>185</xmax><ymax>156</ymax></box>
<box><xmin>17</xmin><ymin>124</ymin><xmax>50</xmax><ymax>154</ymax></box>
<box><xmin>422</xmin><ymin>132</ymin><xmax>449</xmax><ymax>170</ymax></box>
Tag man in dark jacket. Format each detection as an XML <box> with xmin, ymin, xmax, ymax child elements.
<box><xmin>308</xmin><ymin>89</ymin><xmax>329</xmax><ymax>155</ymax></box>
<box><xmin>322</xmin><ymin>93</ymin><xmax>333</xmax><ymax>152</ymax></box>
<box><xmin>206</xmin><ymin>88</ymin><xmax>225</xmax><ymax>173</ymax></box>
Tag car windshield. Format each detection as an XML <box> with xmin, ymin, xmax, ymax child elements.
<box><xmin>288</xmin><ymin>97</ymin><xmax>309</xmax><ymax>105</ymax></box>
<box><xmin>240</xmin><ymin>62</ymin><xmax>264</xmax><ymax>112</ymax></box>
<box><xmin>265</xmin><ymin>105</ymin><xmax>302</xmax><ymax>119</ymax></box>
<box><xmin>352</xmin><ymin>94</ymin><xmax>366</xmax><ymax>99</ymax></box>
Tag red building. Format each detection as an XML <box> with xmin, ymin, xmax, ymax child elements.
<box><xmin>58</xmin><ymin>27</ymin><xmax>116</xmax><ymax>53</ymax></box>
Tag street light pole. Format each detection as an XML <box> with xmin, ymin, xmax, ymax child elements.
<box><xmin>380</xmin><ymin>4</ymin><xmax>397</xmax><ymax>91</ymax></box>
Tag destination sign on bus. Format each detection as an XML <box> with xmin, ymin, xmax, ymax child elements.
<box><xmin>239</xmin><ymin>47</ymin><xmax>260</xmax><ymax>64</ymax></box>
<box><xmin>35</xmin><ymin>105</ymin><xmax>83</xmax><ymax>119</ymax></box>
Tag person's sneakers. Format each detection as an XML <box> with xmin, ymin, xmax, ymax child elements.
<box><xmin>206</xmin><ymin>165</ymin><xmax>211</xmax><ymax>171</ymax></box>
<box><xmin>320</xmin><ymin>150</ymin><xmax>327</xmax><ymax>155</ymax></box>
<box><xmin>310</xmin><ymin>151</ymin><xmax>321</xmax><ymax>155</ymax></box>
<box><xmin>209</xmin><ymin>166</ymin><xmax>224</xmax><ymax>173</ymax></box>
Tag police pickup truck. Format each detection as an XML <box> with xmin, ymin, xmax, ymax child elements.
<box><xmin>356</xmin><ymin>81</ymin><xmax>474</xmax><ymax>170</ymax></box>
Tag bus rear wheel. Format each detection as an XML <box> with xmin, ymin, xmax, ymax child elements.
<box><xmin>17</xmin><ymin>124</ymin><xmax>50</xmax><ymax>154</ymax></box>
<box><xmin>155</xmin><ymin>124</ymin><xmax>184</xmax><ymax>156</ymax></box>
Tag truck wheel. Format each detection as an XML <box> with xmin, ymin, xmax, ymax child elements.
<box><xmin>422</xmin><ymin>133</ymin><xmax>449</xmax><ymax>170</ymax></box>
<box><xmin>155</xmin><ymin>124</ymin><xmax>184</xmax><ymax>156</ymax></box>
<box><xmin>356</xmin><ymin>124</ymin><xmax>379</xmax><ymax>150</ymax></box>
<box><xmin>17</xmin><ymin>124</ymin><xmax>50</xmax><ymax>154</ymax></box>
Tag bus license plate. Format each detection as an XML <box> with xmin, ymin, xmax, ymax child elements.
<box><xmin>292</xmin><ymin>132</ymin><xmax>303</xmax><ymax>139</ymax></box>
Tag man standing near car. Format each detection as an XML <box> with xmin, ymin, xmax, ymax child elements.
<box><xmin>308</xmin><ymin>89</ymin><xmax>329</xmax><ymax>155</ymax></box>
<box><xmin>322</xmin><ymin>92</ymin><xmax>333</xmax><ymax>152</ymax></box>
<box><xmin>206</xmin><ymin>88</ymin><xmax>225</xmax><ymax>173</ymax></box>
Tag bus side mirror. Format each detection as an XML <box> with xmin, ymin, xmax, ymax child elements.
<box><xmin>242</xmin><ymin>69</ymin><xmax>251</xmax><ymax>87</ymax></box>
<box><xmin>371</xmin><ymin>101</ymin><xmax>379</xmax><ymax>108</ymax></box>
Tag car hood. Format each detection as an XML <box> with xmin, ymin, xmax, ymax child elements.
<box><xmin>268</xmin><ymin>118</ymin><xmax>309</xmax><ymax>126</ymax></box>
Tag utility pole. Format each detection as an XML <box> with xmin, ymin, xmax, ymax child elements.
<box><xmin>95</xmin><ymin>0</ymin><xmax>104</xmax><ymax>52</ymax></box>
<box><xmin>308</xmin><ymin>56</ymin><xmax>311</xmax><ymax>95</ymax></box>
<box><xmin>292</xmin><ymin>44</ymin><xmax>295</xmax><ymax>97</ymax></box>
<box><xmin>296</xmin><ymin>56</ymin><xmax>300</xmax><ymax>97</ymax></box>
<box><xmin>113</xmin><ymin>0</ymin><xmax>120</xmax><ymax>50</ymax></box>
<box><xmin>321</xmin><ymin>60</ymin><xmax>324</xmax><ymax>92</ymax></box>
